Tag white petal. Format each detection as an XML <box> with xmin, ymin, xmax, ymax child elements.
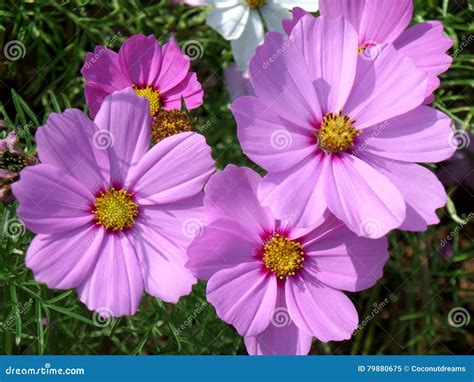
<box><xmin>269</xmin><ymin>0</ymin><xmax>319</xmax><ymax>12</ymax></box>
<box><xmin>207</xmin><ymin>4</ymin><xmax>250</xmax><ymax>40</ymax></box>
<box><xmin>231</xmin><ymin>10</ymin><xmax>265</xmax><ymax>70</ymax></box>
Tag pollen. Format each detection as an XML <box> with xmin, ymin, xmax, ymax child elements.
<box><xmin>246</xmin><ymin>0</ymin><xmax>266</xmax><ymax>8</ymax></box>
<box><xmin>318</xmin><ymin>112</ymin><xmax>361</xmax><ymax>154</ymax></box>
<box><xmin>263</xmin><ymin>233</ymin><xmax>304</xmax><ymax>279</ymax></box>
<box><xmin>133</xmin><ymin>85</ymin><xmax>161</xmax><ymax>117</ymax></box>
<box><xmin>152</xmin><ymin>109</ymin><xmax>193</xmax><ymax>143</ymax></box>
<box><xmin>93</xmin><ymin>187</ymin><xmax>139</xmax><ymax>231</ymax></box>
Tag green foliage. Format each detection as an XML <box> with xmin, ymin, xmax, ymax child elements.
<box><xmin>0</xmin><ymin>0</ymin><xmax>473</xmax><ymax>355</ymax></box>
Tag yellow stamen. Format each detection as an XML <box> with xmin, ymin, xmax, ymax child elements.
<box><xmin>263</xmin><ymin>233</ymin><xmax>304</xmax><ymax>279</ymax></box>
<box><xmin>133</xmin><ymin>85</ymin><xmax>161</xmax><ymax>117</ymax></box>
<box><xmin>318</xmin><ymin>112</ymin><xmax>361</xmax><ymax>153</ymax></box>
<box><xmin>93</xmin><ymin>188</ymin><xmax>138</xmax><ymax>231</ymax></box>
<box><xmin>246</xmin><ymin>0</ymin><xmax>266</xmax><ymax>8</ymax></box>
<box><xmin>152</xmin><ymin>109</ymin><xmax>193</xmax><ymax>143</ymax></box>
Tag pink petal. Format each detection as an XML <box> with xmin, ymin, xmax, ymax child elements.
<box><xmin>203</xmin><ymin>165</ymin><xmax>273</xmax><ymax>238</ymax></box>
<box><xmin>324</xmin><ymin>154</ymin><xmax>405</xmax><ymax>238</ymax></box>
<box><xmin>118</xmin><ymin>34</ymin><xmax>162</xmax><ymax>87</ymax></box>
<box><xmin>78</xmin><ymin>233</ymin><xmax>144</xmax><ymax>317</ymax></box>
<box><xmin>244</xmin><ymin>284</ymin><xmax>312</xmax><ymax>355</ymax></box>
<box><xmin>130</xmin><ymin>202</ymin><xmax>199</xmax><ymax>303</ymax></box>
<box><xmin>301</xmin><ymin>219</ymin><xmax>388</xmax><ymax>292</ymax></box>
<box><xmin>343</xmin><ymin>44</ymin><xmax>427</xmax><ymax>129</ymax></box>
<box><xmin>12</xmin><ymin>164</ymin><xmax>94</xmax><ymax>234</ymax></box>
<box><xmin>187</xmin><ymin>218</ymin><xmax>260</xmax><ymax>281</ymax></box>
<box><xmin>126</xmin><ymin>132</ymin><xmax>215</xmax><ymax>205</ymax></box>
<box><xmin>291</xmin><ymin>15</ymin><xmax>359</xmax><ymax>113</ymax></box>
<box><xmin>224</xmin><ymin>64</ymin><xmax>255</xmax><ymax>102</ymax></box>
<box><xmin>258</xmin><ymin>154</ymin><xmax>328</xmax><ymax>228</ymax></box>
<box><xmin>394</xmin><ymin>21</ymin><xmax>453</xmax><ymax>96</ymax></box>
<box><xmin>26</xmin><ymin>226</ymin><xmax>104</xmax><ymax>289</ymax></box>
<box><xmin>81</xmin><ymin>46</ymin><xmax>129</xmax><ymax>93</ymax></box>
<box><xmin>207</xmin><ymin>262</ymin><xmax>277</xmax><ymax>336</ymax></box>
<box><xmin>358</xmin><ymin>105</ymin><xmax>456</xmax><ymax>163</ymax></box>
<box><xmin>282</xmin><ymin>7</ymin><xmax>310</xmax><ymax>35</ymax></box>
<box><xmin>286</xmin><ymin>271</ymin><xmax>358</xmax><ymax>341</ymax></box>
<box><xmin>233</xmin><ymin>96</ymin><xmax>315</xmax><ymax>173</ymax></box>
<box><xmin>161</xmin><ymin>72</ymin><xmax>204</xmax><ymax>110</ymax></box>
<box><xmin>155</xmin><ymin>39</ymin><xmax>191</xmax><ymax>92</ymax></box>
<box><xmin>93</xmin><ymin>87</ymin><xmax>153</xmax><ymax>184</ymax></box>
<box><xmin>361</xmin><ymin>153</ymin><xmax>448</xmax><ymax>231</ymax></box>
<box><xmin>248</xmin><ymin>31</ymin><xmax>321</xmax><ymax>128</ymax></box>
<box><xmin>36</xmin><ymin>109</ymin><xmax>110</xmax><ymax>192</ymax></box>
<box><xmin>84</xmin><ymin>84</ymin><xmax>110</xmax><ymax>118</ymax></box>
<box><xmin>320</xmin><ymin>0</ymin><xmax>413</xmax><ymax>45</ymax></box>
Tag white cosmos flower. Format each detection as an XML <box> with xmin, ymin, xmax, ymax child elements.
<box><xmin>207</xmin><ymin>0</ymin><xmax>319</xmax><ymax>69</ymax></box>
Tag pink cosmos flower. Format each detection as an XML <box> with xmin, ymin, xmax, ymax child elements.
<box><xmin>232</xmin><ymin>15</ymin><xmax>456</xmax><ymax>239</ymax></box>
<box><xmin>13</xmin><ymin>88</ymin><xmax>215</xmax><ymax>317</ymax></box>
<box><xmin>284</xmin><ymin>0</ymin><xmax>453</xmax><ymax>101</ymax></box>
<box><xmin>81</xmin><ymin>34</ymin><xmax>203</xmax><ymax>118</ymax></box>
<box><xmin>187</xmin><ymin>165</ymin><xmax>388</xmax><ymax>355</ymax></box>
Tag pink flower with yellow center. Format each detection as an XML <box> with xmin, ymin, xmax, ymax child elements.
<box><xmin>81</xmin><ymin>34</ymin><xmax>203</xmax><ymax>118</ymax></box>
<box><xmin>13</xmin><ymin>88</ymin><xmax>215</xmax><ymax>317</ymax></box>
<box><xmin>187</xmin><ymin>165</ymin><xmax>389</xmax><ymax>355</ymax></box>
<box><xmin>232</xmin><ymin>15</ymin><xmax>456</xmax><ymax>239</ymax></box>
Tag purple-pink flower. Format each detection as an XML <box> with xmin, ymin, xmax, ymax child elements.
<box><xmin>82</xmin><ymin>34</ymin><xmax>203</xmax><ymax>118</ymax></box>
<box><xmin>13</xmin><ymin>88</ymin><xmax>215</xmax><ymax>317</ymax></box>
<box><xmin>232</xmin><ymin>15</ymin><xmax>456</xmax><ymax>239</ymax></box>
<box><xmin>284</xmin><ymin>0</ymin><xmax>453</xmax><ymax>101</ymax></box>
<box><xmin>187</xmin><ymin>165</ymin><xmax>389</xmax><ymax>355</ymax></box>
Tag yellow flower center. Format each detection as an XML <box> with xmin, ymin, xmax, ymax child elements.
<box><xmin>93</xmin><ymin>188</ymin><xmax>139</xmax><ymax>231</ymax></box>
<box><xmin>152</xmin><ymin>109</ymin><xmax>193</xmax><ymax>143</ymax></box>
<box><xmin>318</xmin><ymin>112</ymin><xmax>361</xmax><ymax>153</ymax></box>
<box><xmin>263</xmin><ymin>233</ymin><xmax>304</xmax><ymax>279</ymax></box>
<box><xmin>246</xmin><ymin>0</ymin><xmax>266</xmax><ymax>8</ymax></box>
<box><xmin>133</xmin><ymin>85</ymin><xmax>161</xmax><ymax>117</ymax></box>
